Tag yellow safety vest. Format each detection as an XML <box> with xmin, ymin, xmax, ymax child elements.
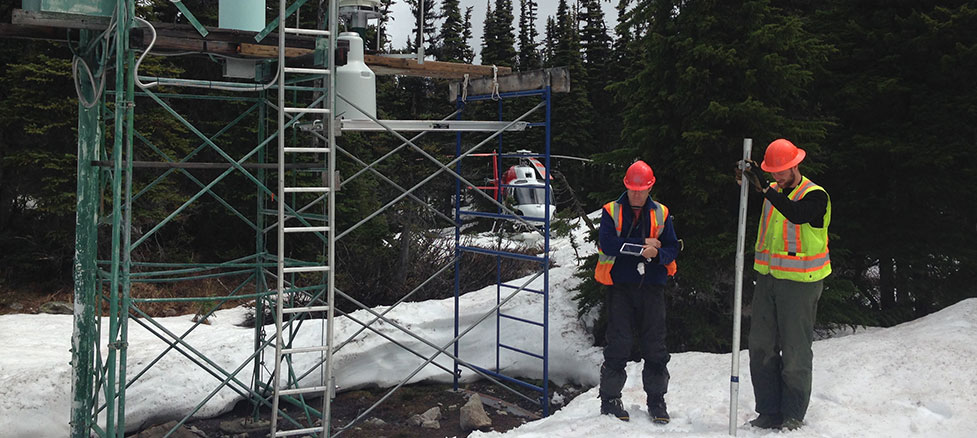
<box><xmin>753</xmin><ymin>176</ymin><xmax>832</xmax><ymax>282</ymax></box>
<box><xmin>595</xmin><ymin>200</ymin><xmax>677</xmax><ymax>285</ymax></box>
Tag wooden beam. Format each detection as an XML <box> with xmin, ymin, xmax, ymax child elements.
<box><xmin>139</xmin><ymin>33</ymin><xmax>240</xmax><ymax>57</ymax></box>
<box><xmin>238</xmin><ymin>43</ymin><xmax>510</xmax><ymax>79</ymax></box>
<box><xmin>448</xmin><ymin>67</ymin><xmax>571</xmax><ymax>101</ymax></box>
<box><xmin>364</xmin><ymin>55</ymin><xmax>511</xmax><ymax>79</ymax></box>
<box><xmin>11</xmin><ymin>8</ymin><xmax>110</xmax><ymax>31</ymax></box>
<box><xmin>238</xmin><ymin>42</ymin><xmax>313</xmax><ymax>59</ymax></box>
<box><xmin>0</xmin><ymin>22</ymin><xmax>74</xmax><ymax>41</ymax></box>
<box><xmin>5</xmin><ymin>10</ymin><xmax>511</xmax><ymax>80</ymax></box>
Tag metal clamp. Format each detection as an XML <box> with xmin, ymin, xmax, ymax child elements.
<box><xmin>108</xmin><ymin>340</ymin><xmax>128</xmax><ymax>351</ymax></box>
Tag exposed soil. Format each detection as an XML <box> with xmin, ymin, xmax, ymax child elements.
<box><xmin>0</xmin><ymin>284</ymin><xmax>72</xmax><ymax>315</ymax></box>
<box><xmin>177</xmin><ymin>379</ymin><xmax>590</xmax><ymax>438</ymax></box>
<box><xmin>0</xmin><ymin>279</ymin><xmax>256</xmax><ymax>317</ymax></box>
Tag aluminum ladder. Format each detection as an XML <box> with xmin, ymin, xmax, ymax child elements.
<box><xmin>270</xmin><ymin>0</ymin><xmax>337</xmax><ymax>436</ymax></box>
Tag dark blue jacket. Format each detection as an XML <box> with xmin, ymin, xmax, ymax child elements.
<box><xmin>598</xmin><ymin>192</ymin><xmax>680</xmax><ymax>286</ymax></box>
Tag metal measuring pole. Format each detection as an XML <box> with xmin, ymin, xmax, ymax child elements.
<box><xmin>730</xmin><ymin>138</ymin><xmax>752</xmax><ymax>435</ymax></box>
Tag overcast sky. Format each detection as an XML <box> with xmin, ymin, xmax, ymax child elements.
<box><xmin>384</xmin><ymin>0</ymin><xmax>619</xmax><ymax>64</ymax></box>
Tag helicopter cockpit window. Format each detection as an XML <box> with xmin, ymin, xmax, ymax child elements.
<box><xmin>513</xmin><ymin>185</ymin><xmax>553</xmax><ymax>205</ymax></box>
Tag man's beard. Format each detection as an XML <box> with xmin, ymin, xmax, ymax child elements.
<box><xmin>781</xmin><ymin>173</ymin><xmax>797</xmax><ymax>189</ymax></box>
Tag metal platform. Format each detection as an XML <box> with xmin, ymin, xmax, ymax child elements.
<box><xmin>340</xmin><ymin>119</ymin><xmax>529</xmax><ymax>132</ymax></box>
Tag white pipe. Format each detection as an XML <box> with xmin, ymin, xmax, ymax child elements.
<box><xmin>134</xmin><ymin>17</ymin><xmax>279</xmax><ymax>92</ymax></box>
<box><xmin>730</xmin><ymin>138</ymin><xmax>752</xmax><ymax>435</ymax></box>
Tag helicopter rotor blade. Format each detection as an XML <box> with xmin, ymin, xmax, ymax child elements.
<box><xmin>550</xmin><ymin>154</ymin><xmax>593</xmax><ymax>162</ymax></box>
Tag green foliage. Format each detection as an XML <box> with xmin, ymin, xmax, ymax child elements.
<box><xmin>813</xmin><ymin>0</ymin><xmax>977</xmax><ymax>322</ymax></box>
<box><xmin>571</xmin><ymin>253</ymin><xmax>602</xmax><ymax>316</ymax></box>
<box><xmin>546</xmin><ymin>0</ymin><xmax>596</xmax><ymax>197</ymax></box>
<box><xmin>437</xmin><ymin>0</ymin><xmax>476</xmax><ymax>63</ymax></box>
<box><xmin>0</xmin><ymin>42</ymin><xmax>79</xmax><ymax>283</ymax></box>
<box><xmin>481</xmin><ymin>0</ymin><xmax>518</xmax><ymax>67</ymax></box>
<box><xmin>406</xmin><ymin>0</ymin><xmax>439</xmax><ymax>54</ymax></box>
<box><xmin>516</xmin><ymin>0</ymin><xmax>542</xmax><ymax>70</ymax></box>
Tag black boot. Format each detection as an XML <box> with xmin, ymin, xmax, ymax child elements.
<box><xmin>600</xmin><ymin>397</ymin><xmax>630</xmax><ymax>421</ymax></box>
<box><xmin>647</xmin><ymin>393</ymin><xmax>669</xmax><ymax>424</ymax></box>
<box><xmin>781</xmin><ymin>417</ymin><xmax>804</xmax><ymax>430</ymax></box>
<box><xmin>749</xmin><ymin>413</ymin><xmax>783</xmax><ymax>429</ymax></box>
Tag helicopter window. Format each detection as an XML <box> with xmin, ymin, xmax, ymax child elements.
<box><xmin>513</xmin><ymin>186</ymin><xmax>553</xmax><ymax>205</ymax></box>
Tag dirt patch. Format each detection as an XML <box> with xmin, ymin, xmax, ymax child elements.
<box><xmin>179</xmin><ymin>379</ymin><xmax>590</xmax><ymax>438</ymax></box>
<box><xmin>0</xmin><ymin>278</ymin><xmax>255</xmax><ymax>318</ymax></box>
<box><xmin>0</xmin><ymin>284</ymin><xmax>71</xmax><ymax>315</ymax></box>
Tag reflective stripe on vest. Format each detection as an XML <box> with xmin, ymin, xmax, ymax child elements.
<box><xmin>594</xmin><ymin>202</ymin><xmax>621</xmax><ymax>285</ymax></box>
<box><xmin>753</xmin><ymin>176</ymin><xmax>831</xmax><ymax>282</ymax></box>
<box><xmin>594</xmin><ymin>200</ymin><xmax>677</xmax><ymax>285</ymax></box>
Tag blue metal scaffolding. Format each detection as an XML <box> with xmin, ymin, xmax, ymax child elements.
<box><xmin>452</xmin><ymin>84</ymin><xmax>554</xmax><ymax>416</ymax></box>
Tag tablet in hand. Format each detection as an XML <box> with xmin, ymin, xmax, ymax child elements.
<box><xmin>620</xmin><ymin>242</ymin><xmax>644</xmax><ymax>256</ymax></box>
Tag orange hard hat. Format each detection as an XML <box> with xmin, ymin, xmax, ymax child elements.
<box><xmin>760</xmin><ymin>139</ymin><xmax>806</xmax><ymax>172</ymax></box>
<box><xmin>623</xmin><ymin>160</ymin><xmax>655</xmax><ymax>191</ymax></box>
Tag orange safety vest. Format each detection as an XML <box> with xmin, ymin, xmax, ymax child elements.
<box><xmin>594</xmin><ymin>200</ymin><xmax>677</xmax><ymax>285</ymax></box>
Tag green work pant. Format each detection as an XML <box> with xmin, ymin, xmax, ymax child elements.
<box><xmin>748</xmin><ymin>273</ymin><xmax>822</xmax><ymax>421</ymax></box>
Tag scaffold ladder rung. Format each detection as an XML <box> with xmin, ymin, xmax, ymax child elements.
<box><xmin>283</xmin><ymin>265</ymin><xmax>330</xmax><ymax>274</ymax></box>
<box><xmin>278</xmin><ymin>385</ymin><xmax>331</xmax><ymax>396</ymax></box>
<box><xmin>283</xmin><ymin>186</ymin><xmax>330</xmax><ymax>193</ymax></box>
<box><xmin>284</xmin><ymin>147</ymin><xmax>330</xmax><ymax>153</ymax></box>
<box><xmin>282</xmin><ymin>345</ymin><xmax>331</xmax><ymax>355</ymax></box>
<box><xmin>282</xmin><ymin>305</ymin><xmax>331</xmax><ymax>314</ymax></box>
<box><xmin>259</xmin><ymin>209</ymin><xmax>326</xmax><ymax>220</ymax></box>
<box><xmin>284</xmin><ymin>67</ymin><xmax>331</xmax><ymax>75</ymax></box>
<box><xmin>283</xmin><ymin>226</ymin><xmax>329</xmax><ymax>233</ymax></box>
<box><xmin>284</xmin><ymin>27</ymin><xmax>330</xmax><ymax>36</ymax></box>
<box><xmin>284</xmin><ymin>107</ymin><xmax>332</xmax><ymax>114</ymax></box>
<box><xmin>274</xmin><ymin>426</ymin><xmax>327</xmax><ymax>437</ymax></box>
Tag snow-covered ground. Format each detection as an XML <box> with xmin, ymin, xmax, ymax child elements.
<box><xmin>1</xmin><ymin>217</ymin><xmax>975</xmax><ymax>437</ymax></box>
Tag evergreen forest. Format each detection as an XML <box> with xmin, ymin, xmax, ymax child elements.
<box><xmin>1</xmin><ymin>0</ymin><xmax>975</xmax><ymax>354</ymax></box>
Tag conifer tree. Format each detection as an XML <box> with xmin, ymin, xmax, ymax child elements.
<box><xmin>549</xmin><ymin>0</ymin><xmax>594</xmax><ymax>160</ymax></box>
<box><xmin>481</xmin><ymin>0</ymin><xmax>496</xmax><ymax>62</ymax></box>
<box><xmin>578</xmin><ymin>0</ymin><xmax>611</xmax><ymax>77</ymax></box>
<box><xmin>577</xmin><ymin>0</ymin><xmax>615</xmax><ymax>176</ymax></box>
<box><xmin>406</xmin><ymin>0</ymin><xmax>439</xmax><ymax>56</ymax></box>
<box><xmin>436</xmin><ymin>0</ymin><xmax>474</xmax><ymax>62</ymax></box>
<box><xmin>810</xmin><ymin>0</ymin><xmax>977</xmax><ymax>322</ymax></box>
<box><xmin>462</xmin><ymin>6</ymin><xmax>476</xmax><ymax>63</ymax></box>
<box><xmin>517</xmin><ymin>0</ymin><xmax>541</xmax><ymax>70</ymax></box>
<box><xmin>542</xmin><ymin>16</ymin><xmax>557</xmax><ymax>65</ymax></box>
<box><xmin>481</xmin><ymin>0</ymin><xmax>517</xmax><ymax>67</ymax></box>
<box><xmin>608</xmin><ymin>0</ymin><xmax>641</xmax><ymax>86</ymax></box>
<box><xmin>0</xmin><ymin>42</ymin><xmax>86</xmax><ymax>281</ymax></box>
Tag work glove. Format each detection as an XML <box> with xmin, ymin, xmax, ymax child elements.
<box><xmin>735</xmin><ymin>160</ymin><xmax>767</xmax><ymax>193</ymax></box>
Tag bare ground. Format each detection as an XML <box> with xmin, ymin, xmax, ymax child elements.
<box><xmin>165</xmin><ymin>379</ymin><xmax>589</xmax><ymax>438</ymax></box>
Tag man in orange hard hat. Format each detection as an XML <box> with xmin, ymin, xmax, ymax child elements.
<box><xmin>594</xmin><ymin>160</ymin><xmax>680</xmax><ymax>424</ymax></box>
<box><xmin>737</xmin><ymin>139</ymin><xmax>831</xmax><ymax>431</ymax></box>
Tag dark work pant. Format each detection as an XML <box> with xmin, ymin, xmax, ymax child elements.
<box><xmin>599</xmin><ymin>282</ymin><xmax>670</xmax><ymax>401</ymax></box>
<box><xmin>749</xmin><ymin>274</ymin><xmax>822</xmax><ymax>421</ymax></box>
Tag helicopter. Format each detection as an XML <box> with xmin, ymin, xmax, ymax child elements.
<box><xmin>465</xmin><ymin>150</ymin><xmax>557</xmax><ymax>227</ymax></box>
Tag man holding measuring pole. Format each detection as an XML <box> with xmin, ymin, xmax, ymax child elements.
<box><xmin>594</xmin><ymin>160</ymin><xmax>680</xmax><ymax>423</ymax></box>
<box><xmin>736</xmin><ymin>139</ymin><xmax>831</xmax><ymax>431</ymax></box>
